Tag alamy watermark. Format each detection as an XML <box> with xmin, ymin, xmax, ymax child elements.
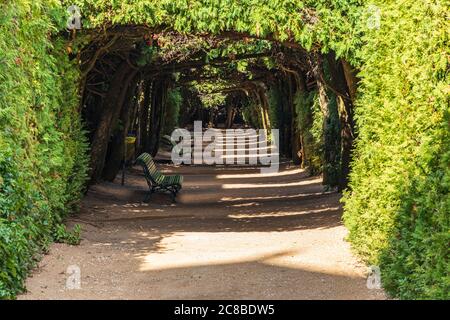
<box><xmin>67</xmin><ymin>5</ymin><xmax>81</xmax><ymax>30</ymax></box>
<box><xmin>66</xmin><ymin>264</ymin><xmax>81</xmax><ymax>290</ymax></box>
<box><xmin>366</xmin><ymin>265</ymin><xmax>382</xmax><ymax>289</ymax></box>
<box><xmin>170</xmin><ymin>121</ymin><xmax>280</xmax><ymax>174</ymax></box>
<box><xmin>366</xmin><ymin>4</ymin><xmax>381</xmax><ymax>30</ymax></box>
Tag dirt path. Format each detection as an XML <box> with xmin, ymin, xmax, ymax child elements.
<box><xmin>19</xmin><ymin>163</ymin><xmax>386</xmax><ymax>299</ymax></box>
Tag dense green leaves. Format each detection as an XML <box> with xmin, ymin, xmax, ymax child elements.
<box><xmin>294</xmin><ymin>91</ymin><xmax>323</xmax><ymax>174</ymax></box>
<box><xmin>342</xmin><ymin>0</ymin><xmax>449</xmax><ymax>299</ymax></box>
<box><xmin>162</xmin><ymin>88</ymin><xmax>182</xmax><ymax>135</ymax></box>
<box><xmin>0</xmin><ymin>0</ymin><xmax>88</xmax><ymax>298</ymax></box>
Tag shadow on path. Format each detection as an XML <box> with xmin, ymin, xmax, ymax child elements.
<box><xmin>19</xmin><ymin>162</ymin><xmax>386</xmax><ymax>300</ymax></box>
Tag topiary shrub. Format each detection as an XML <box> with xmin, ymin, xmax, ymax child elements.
<box><xmin>342</xmin><ymin>0</ymin><xmax>449</xmax><ymax>299</ymax></box>
<box><xmin>0</xmin><ymin>0</ymin><xmax>88</xmax><ymax>299</ymax></box>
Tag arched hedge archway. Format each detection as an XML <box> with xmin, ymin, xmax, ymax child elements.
<box><xmin>0</xmin><ymin>0</ymin><xmax>447</xmax><ymax>299</ymax></box>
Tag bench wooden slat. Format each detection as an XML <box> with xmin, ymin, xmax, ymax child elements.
<box><xmin>135</xmin><ymin>153</ymin><xmax>183</xmax><ymax>202</ymax></box>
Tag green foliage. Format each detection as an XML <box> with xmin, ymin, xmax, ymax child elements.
<box><xmin>267</xmin><ymin>87</ymin><xmax>282</xmax><ymax>130</ymax></box>
<box><xmin>53</xmin><ymin>224</ymin><xmax>82</xmax><ymax>245</ymax></box>
<box><xmin>242</xmin><ymin>100</ymin><xmax>261</xmax><ymax>128</ymax></box>
<box><xmin>206</xmin><ymin>39</ymin><xmax>271</xmax><ymax>62</ymax></box>
<box><xmin>64</xmin><ymin>0</ymin><xmax>365</xmax><ymax>54</ymax></box>
<box><xmin>162</xmin><ymin>87</ymin><xmax>182</xmax><ymax>135</ymax></box>
<box><xmin>200</xmin><ymin>93</ymin><xmax>227</xmax><ymax>110</ymax></box>
<box><xmin>322</xmin><ymin>91</ymin><xmax>341</xmax><ymax>188</ymax></box>
<box><xmin>342</xmin><ymin>0</ymin><xmax>449</xmax><ymax>299</ymax></box>
<box><xmin>136</xmin><ymin>43</ymin><xmax>158</xmax><ymax>67</ymax></box>
<box><xmin>0</xmin><ymin>0</ymin><xmax>88</xmax><ymax>299</ymax></box>
<box><xmin>380</xmin><ymin>144</ymin><xmax>450</xmax><ymax>299</ymax></box>
<box><xmin>294</xmin><ymin>90</ymin><xmax>323</xmax><ymax>174</ymax></box>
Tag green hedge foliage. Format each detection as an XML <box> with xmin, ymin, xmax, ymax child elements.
<box><xmin>268</xmin><ymin>87</ymin><xmax>282</xmax><ymax>130</ymax></box>
<box><xmin>242</xmin><ymin>100</ymin><xmax>260</xmax><ymax>129</ymax></box>
<box><xmin>162</xmin><ymin>88</ymin><xmax>182</xmax><ymax>135</ymax></box>
<box><xmin>342</xmin><ymin>1</ymin><xmax>449</xmax><ymax>299</ymax></box>
<box><xmin>294</xmin><ymin>90</ymin><xmax>324</xmax><ymax>174</ymax></box>
<box><xmin>0</xmin><ymin>1</ymin><xmax>88</xmax><ymax>298</ymax></box>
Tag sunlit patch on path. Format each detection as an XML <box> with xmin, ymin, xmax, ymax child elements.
<box><xmin>19</xmin><ymin>163</ymin><xmax>386</xmax><ymax>300</ymax></box>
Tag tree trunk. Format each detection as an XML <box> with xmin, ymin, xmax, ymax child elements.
<box><xmin>256</xmin><ymin>85</ymin><xmax>271</xmax><ymax>132</ymax></box>
<box><xmin>327</xmin><ymin>52</ymin><xmax>355</xmax><ymax>191</ymax></box>
<box><xmin>283</xmin><ymin>76</ymin><xmax>293</xmax><ymax>159</ymax></box>
<box><xmin>291</xmin><ymin>72</ymin><xmax>305</xmax><ymax>165</ymax></box>
<box><xmin>147</xmin><ymin>79</ymin><xmax>168</xmax><ymax>156</ymax></box>
<box><xmin>102</xmin><ymin>75</ymin><xmax>140</xmax><ymax>181</ymax></box>
<box><xmin>88</xmin><ymin>61</ymin><xmax>135</xmax><ymax>183</ymax></box>
<box><xmin>137</xmin><ymin>80</ymin><xmax>152</xmax><ymax>156</ymax></box>
<box><xmin>341</xmin><ymin>59</ymin><xmax>359</xmax><ymax>102</ymax></box>
<box><xmin>296</xmin><ymin>72</ymin><xmax>309</xmax><ymax>168</ymax></box>
<box><xmin>311</xmin><ymin>53</ymin><xmax>340</xmax><ymax>187</ymax></box>
<box><xmin>225</xmin><ymin>104</ymin><xmax>235</xmax><ymax>129</ymax></box>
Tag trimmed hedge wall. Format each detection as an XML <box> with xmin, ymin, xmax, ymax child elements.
<box><xmin>342</xmin><ymin>1</ymin><xmax>449</xmax><ymax>299</ymax></box>
<box><xmin>0</xmin><ymin>1</ymin><xmax>88</xmax><ymax>298</ymax></box>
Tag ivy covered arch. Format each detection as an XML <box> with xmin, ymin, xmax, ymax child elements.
<box><xmin>0</xmin><ymin>0</ymin><xmax>448</xmax><ymax>299</ymax></box>
<box><xmin>70</xmin><ymin>1</ymin><xmax>359</xmax><ymax>186</ymax></box>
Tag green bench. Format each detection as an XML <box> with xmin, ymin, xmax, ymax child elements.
<box><xmin>135</xmin><ymin>153</ymin><xmax>183</xmax><ymax>202</ymax></box>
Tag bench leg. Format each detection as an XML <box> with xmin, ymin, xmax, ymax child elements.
<box><xmin>167</xmin><ymin>185</ymin><xmax>181</xmax><ymax>203</ymax></box>
<box><xmin>144</xmin><ymin>187</ymin><xmax>154</xmax><ymax>203</ymax></box>
<box><xmin>144</xmin><ymin>185</ymin><xmax>180</xmax><ymax>203</ymax></box>
<box><xmin>171</xmin><ymin>190</ymin><xmax>178</xmax><ymax>203</ymax></box>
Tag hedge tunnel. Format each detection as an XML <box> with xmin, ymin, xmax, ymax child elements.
<box><xmin>0</xmin><ymin>0</ymin><xmax>448</xmax><ymax>299</ymax></box>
